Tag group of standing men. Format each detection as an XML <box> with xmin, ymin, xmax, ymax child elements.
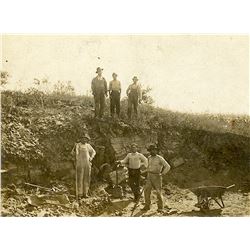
<box><xmin>72</xmin><ymin>67</ymin><xmax>171</xmax><ymax>212</ymax></box>
<box><xmin>72</xmin><ymin>134</ymin><xmax>171</xmax><ymax>212</ymax></box>
<box><xmin>118</xmin><ymin>143</ymin><xmax>171</xmax><ymax>212</ymax></box>
<box><xmin>91</xmin><ymin>67</ymin><xmax>142</xmax><ymax>119</ymax></box>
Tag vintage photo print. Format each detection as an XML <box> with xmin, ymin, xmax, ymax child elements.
<box><xmin>1</xmin><ymin>34</ymin><xmax>249</xmax><ymax>217</ymax></box>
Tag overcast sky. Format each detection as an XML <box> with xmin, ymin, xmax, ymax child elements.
<box><xmin>1</xmin><ymin>35</ymin><xmax>249</xmax><ymax>115</ymax></box>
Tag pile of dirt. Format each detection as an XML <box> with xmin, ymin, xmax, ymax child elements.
<box><xmin>1</xmin><ymin>182</ymin><xmax>111</xmax><ymax>217</ymax></box>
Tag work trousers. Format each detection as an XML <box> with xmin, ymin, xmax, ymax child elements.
<box><xmin>110</xmin><ymin>91</ymin><xmax>120</xmax><ymax>117</ymax></box>
<box><xmin>127</xmin><ymin>93</ymin><xmax>139</xmax><ymax>119</ymax></box>
<box><xmin>128</xmin><ymin>168</ymin><xmax>141</xmax><ymax>199</ymax></box>
<box><xmin>76</xmin><ymin>157</ymin><xmax>91</xmax><ymax>197</ymax></box>
<box><xmin>94</xmin><ymin>93</ymin><xmax>105</xmax><ymax>118</ymax></box>
<box><xmin>144</xmin><ymin>173</ymin><xmax>164</xmax><ymax>209</ymax></box>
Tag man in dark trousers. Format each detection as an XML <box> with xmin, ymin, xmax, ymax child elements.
<box><xmin>126</xmin><ymin>76</ymin><xmax>142</xmax><ymax>119</ymax></box>
<box><xmin>119</xmin><ymin>143</ymin><xmax>148</xmax><ymax>202</ymax></box>
<box><xmin>109</xmin><ymin>72</ymin><xmax>121</xmax><ymax>118</ymax></box>
<box><xmin>91</xmin><ymin>67</ymin><xmax>108</xmax><ymax>118</ymax></box>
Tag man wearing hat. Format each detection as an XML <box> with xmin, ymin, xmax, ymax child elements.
<box><xmin>71</xmin><ymin>134</ymin><xmax>96</xmax><ymax>198</ymax></box>
<box><xmin>118</xmin><ymin>143</ymin><xmax>148</xmax><ymax>202</ymax></box>
<box><xmin>109</xmin><ymin>73</ymin><xmax>121</xmax><ymax>118</ymax></box>
<box><xmin>126</xmin><ymin>76</ymin><xmax>142</xmax><ymax>119</ymax></box>
<box><xmin>91</xmin><ymin>67</ymin><xmax>108</xmax><ymax>118</ymax></box>
<box><xmin>142</xmin><ymin>144</ymin><xmax>171</xmax><ymax>212</ymax></box>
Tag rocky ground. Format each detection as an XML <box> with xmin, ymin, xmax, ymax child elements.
<box><xmin>1</xmin><ymin>91</ymin><xmax>249</xmax><ymax>217</ymax></box>
<box><xmin>1</xmin><ymin>182</ymin><xmax>249</xmax><ymax>217</ymax></box>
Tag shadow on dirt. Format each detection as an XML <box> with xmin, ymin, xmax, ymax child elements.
<box><xmin>179</xmin><ymin>208</ymin><xmax>222</xmax><ymax>217</ymax></box>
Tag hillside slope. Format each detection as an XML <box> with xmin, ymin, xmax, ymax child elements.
<box><xmin>1</xmin><ymin>91</ymin><xmax>250</xmax><ymax>216</ymax></box>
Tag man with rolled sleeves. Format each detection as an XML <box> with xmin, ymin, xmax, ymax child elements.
<box><xmin>109</xmin><ymin>73</ymin><xmax>121</xmax><ymax>118</ymax></box>
<box><xmin>118</xmin><ymin>143</ymin><xmax>148</xmax><ymax>202</ymax></box>
<box><xmin>91</xmin><ymin>67</ymin><xmax>108</xmax><ymax>118</ymax></box>
<box><xmin>142</xmin><ymin>144</ymin><xmax>171</xmax><ymax>212</ymax></box>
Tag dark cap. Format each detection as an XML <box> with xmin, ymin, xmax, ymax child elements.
<box><xmin>96</xmin><ymin>67</ymin><xmax>103</xmax><ymax>73</ymax></box>
<box><xmin>147</xmin><ymin>144</ymin><xmax>158</xmax><ymax>151</ymax></box>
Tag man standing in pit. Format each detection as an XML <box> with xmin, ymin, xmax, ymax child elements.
<box><xmin>71</xmin><ymin>134</ymin><xmax>96</xmax><ymax>199</ymax></box>
<box><xmin>118</xmin><ymin>143</ymin><xmax>148</xmax><ymax>202</ymax></box>
<box><xmin>109</xmin><ymin>73</ymin><xmax>121</xmax><ymax>118</ymax></box>
<box><xmin>91</xmin><ymin>67</ymin><xmax>108</xmax><ymax>119</ymax></box>
<box><xmin>141</xmin><ymin>144</ymin><xmax>171</xmax><ymax>212</ymax></box>
<box><xmin>126</xmin><ymin>76</ymin><xmax>142</xmax><ymax>119</ymax></box>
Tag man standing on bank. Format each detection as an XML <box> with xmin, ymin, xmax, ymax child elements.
<box><xmin>142</xmin><ymin>144</ymin><xmax>171</xmax><ymax>212</ymax></box>
<box><xmin>119</xmin><ymin>143</ymin><xmax>148</xmax><ymax>202</ymax></box>
<box><xmin>126</xmin><ymin>76</ymin><xmax>142</xmax><ymax>119</ymax></box>
<box><xmin>91</xmin><ymin>67</ymin><xmax>108</xmax><ymax>119</ymax></box>
<box><xmin>109</xmin><ymin>73</ymin><xmax>121</xmax><ymax>118</ymax></box>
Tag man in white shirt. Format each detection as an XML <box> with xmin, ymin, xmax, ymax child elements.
<box><xmin>142</xmin><ymin>144</ymin><xmax>171</xmax><ymax>212</ymax></box>
<box><xmin>119</xmin><ymin>143</ymin><xmax>148</xmax><ymax>202</ymax></box>
<box><xmin>109</xmin><ymin>73</ymin><xmax>121</xmax><ymax>118</ymax></box>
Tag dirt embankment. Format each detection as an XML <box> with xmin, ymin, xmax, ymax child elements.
<box><xmin>2</xmin><ymin>102</ymin><xmax>250</xmax><ymax>188</ymax></box>
<box><xmin>1</xmin><ymin>92</ymin><xmax>250</xmax><ymax>216</ymax></box>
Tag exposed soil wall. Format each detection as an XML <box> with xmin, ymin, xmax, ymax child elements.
<box><xmin>1</xmin><ymin>92</ymin><xmax>250</xmax><ymax>191</ymax></box>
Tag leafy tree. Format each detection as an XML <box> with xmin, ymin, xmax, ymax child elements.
<box><xmin>141</xmin><ymin>85</ymin><xmax>154</xmax><ymax>104</ymax></box>
<box><xmin>1</xmin><ymin>71</ymin><xmax>9</xmax><ymax>86</ymax></box>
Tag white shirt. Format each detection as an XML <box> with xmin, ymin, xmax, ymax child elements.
<box><xmin>74</xmin><ymin>143</ymin><xmax>96</xmax><ymax>161</ymax></box>
<box><xmin>121</xmin><ymin>152</ymin><xmax>148</xmax><ymax>169</ymax></box>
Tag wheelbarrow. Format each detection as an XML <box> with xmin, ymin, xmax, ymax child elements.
<box><xmin>190</xmin><ymin>184</ymin><xmax>235</xmax><ymax>210</ymax></box>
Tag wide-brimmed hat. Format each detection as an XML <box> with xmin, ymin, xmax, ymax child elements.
<box><xmin>131</xmin><ymin>143</ymin><xmax>138</xmax><ymax>148</ymax></box>
<box><xmin>112</xmin><ymin>72</ymin><xmax>118</xmax><ymax>77</ymax></box>
<box><xmin>132</xmin><ymin>76</ymin><xmax>138</xmax><ymax>81</ymax></box>
<box><xmin>96</xmin><ymin>67</ymin><xmax>103</xmax><ymax>73</ymax></box>
<box><xmin>147</xmin><ymin>144</ymin><xmax>158</xmax><ymax>151</ymax></box>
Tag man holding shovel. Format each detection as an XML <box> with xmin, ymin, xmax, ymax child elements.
<box><xmin>141</xmin><ymin>144</ymin><xmax>171</xmax><ymax>212</ymax></box>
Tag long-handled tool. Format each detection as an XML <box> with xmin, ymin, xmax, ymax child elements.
<box><xmin>111</xmin><ymin>163</ymin><xmax>123</xmax><ymax>199</ymax></box>
<box><xmin>130</xmin><ymin>176</ymin><xmax>147</xmax><ymax>216</ymax></box>
<box><xmin>74</xmin><ymin>145</ymin><xmax>79</xmax><ymax>201</ymax></box>
<box><xmin>75</xmin><ymin>164</ymin><xmax>78</xmax><ymax>201</ymax></box>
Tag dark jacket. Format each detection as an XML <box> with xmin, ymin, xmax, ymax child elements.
<box><xmin>91</xmin><ymin>76</ymin><xmax>108</xmax><ymax>96</ymax></box>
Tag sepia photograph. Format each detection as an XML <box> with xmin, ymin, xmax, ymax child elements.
<box><xmin>0</xmin><ymin>34</ymin><xmax>249</xmax><ymax>217</ymax></box>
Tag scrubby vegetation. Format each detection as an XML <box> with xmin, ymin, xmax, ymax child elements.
<box><xmin>1</xmin><ymin>83</ymin><xmax>250</xmax><ymax>217</ymax></box>
<box><xmin>1</xmin><ymin>88</ymin><xmax>249</xmax><ymax>177</ymax></box>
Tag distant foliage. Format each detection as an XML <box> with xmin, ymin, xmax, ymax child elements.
<box><xmin>25</xmin><ymin>87</ymin><xmax>45</xmax><ymax>107</ymax></box>
<box><xmin>141</xmin><ymin>86</ymin><xmax>154</xmax><ymax>104</ymax></box>
<box><xmin>52</xmin><ymin>81</ymin><xmax>75</xmax><ymax>96</ymax></box>
<box><xmin>1</xmin><ymin>71</ymin><xmax>9</xmax><ymax>86</ymax></box>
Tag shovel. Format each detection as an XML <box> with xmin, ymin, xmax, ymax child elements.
<box><xmin>111</xmin><ymin>164</ymin><xmax>124</xmax><ymax>199</ymax></box>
